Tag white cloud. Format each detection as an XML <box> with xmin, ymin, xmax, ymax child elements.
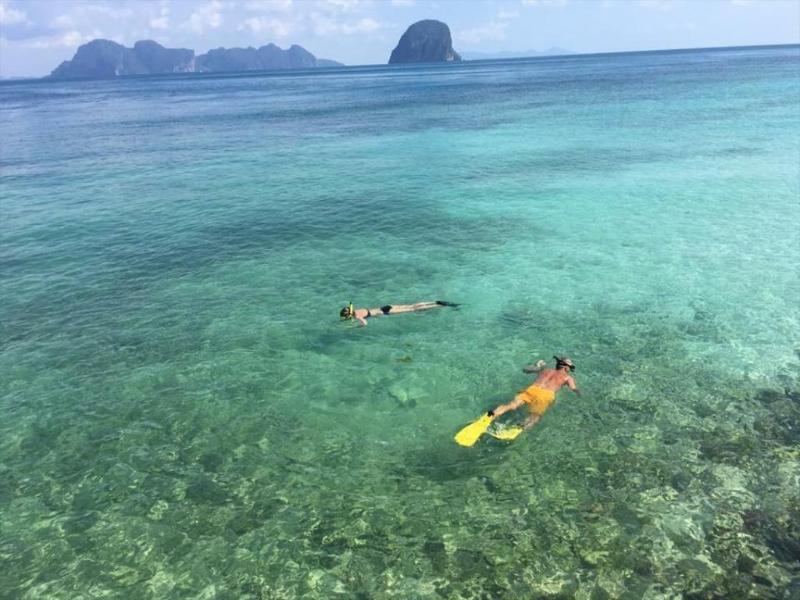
<box><xmin>51</xmin><ymin>14</ymin><xmax>75</xmax><ymax>29</ymax></box>
<box><xmin>457</xmin><ymin>11</ymin><xmax>517</xmax><ymax>45</ymax></box>
<box><xmin>149</xmin><ymin>2</ymin><xmax>170</xmax><ymax>30</ymax></box>
<box><xmin>390</xmin><ymin>0</ymin><xmax>415</xmax><ymax>6</ymax></box>
<box><xmin>80</xmin><ymin>4</ymin><xmax>135</xmax><ymax>19</ymax></box>
<box><xmin>245</xmin><ymin>0</ymin><xmax>294</xmax><ymax>11</ymax></box>
<box><xmin>150</xmin><ymin>15</ymin><xmax>169</xmax><ymax>29</ymax></box>
<box><xmin>521</xmin><ymin>0</ymin><xmax>567</xmax><ymax>6</ymax></box>
<box><xmin>498</xmin><ymin>9</ymin><xmax>519</xmax><ymax>20</ymax></box>
<box><xmin>27</xmin><ymin>30</ymin><xmax>93</xmax><ymax>49</ymax></box>
<box><xmin>312</xmin><ymin>14</ymin><xmax>381</xmax><ymax>36</ymax></box>
<box><xmin>320</xmin><ymin>0</ymin><xmax>363</xmax><ymax>11</ymax></box>
<box><xmin>41</xmin><ymin>3</ymin><xmax>136</xmax><ymax>36</ymax></box>
<box><xmin>731</xmin><ymin>0</ymin><xmax>753</xmax><ymax>5</ymax></box>
<box><xmin>239</xmin><ymin>16</ymin><xmax>293</xmax><ymax>37</ymax></box>
<box><xmin>187</xmin><ymin>0</ymin><xmax>226</xmax><ymax>33</ymax></box>
<box><xmin>457</xmin><ymin>21</ymin><xmax>508</xmax><ymax>45</ymax></box>
<box><xmin>0</xmin><ymin>1</ymin><xmax>28</xmax><ymax>25</ymax></box>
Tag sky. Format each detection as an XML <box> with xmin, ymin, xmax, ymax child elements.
<box><xmin>0</xmin><ymin>0</ymin><xmax>798</xmax><ymax>77</ymax></box>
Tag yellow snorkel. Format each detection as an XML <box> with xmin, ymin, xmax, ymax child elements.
<box><xmin>340</xmin><ymin>301</ymin><xmax>355</xmax><ymax>320</ymax></box>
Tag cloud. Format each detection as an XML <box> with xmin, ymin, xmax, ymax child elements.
<box><xmin>37</xmin><ymin>3</ymin><xmax>136</xmax><ymax>35</ymax></box>
<box><xmin>0</xmin><ymin>1</ymin><xmax>28</xmax><ymax>25</ymax></box>
<box><xmin>79</xmin><ymin>4</ymin><xmax>135</xmax><ymax>20</ymax></box>
<box><xmin>521</xmin><ymin>0</ymin><xmax>567</xmax><ymax>6</ymax></box>
<box><xmin>245</xmin><ymin>0</ymin><xmax>294</xmax><ymax>11</ymax></box>
<box><xmin>239</xmin><ymin>16</ymin><xmax>293</xmax><ymax>37</ymax></box>
<box><xmin>51</xmin><ymin>14</ymin><xmax>76</xmax><ymax>29</ymax></box>
<box><xmin>149</xmin><ymin>2</ymin><xmax>170</xmax><ymax>30</ymax></box>
<box><xmin>320</xmin><ymin>0</ymin><xmax>363</xmax><ymax>11</ymax></box>
<box><xmin>498</xmin><ymin>9</ymin><xmax>520</xmax><ymax>20</ymax></box>
<box><xmin>311</xmin><ymin>14</ymin><xmax>381</xmax><ymax>36</ymax></box>
<box><xmin>730</xmin><ymin>0</ymin><xmax>753</xmax><ymax>5</ymax></box>
<box><xmin>150</xmin><ymin>15</ymin><xmax>169</xmax><ymax>29</ymax></box>
<box><xmin>27</xmin><ymin>30</ymin><xmax>94</xmax><ymax>49</ymax></box>
<box><xmin>390</xmin><ymin>0</ymin><xmax>415</xmax><ymax>6</ymax></box>
<box><xmin>186</xmin><ymin>0</ymin><xmax>226</xmax><ymax>33</ymax></box>
<box><xmin>457</xmin><ymin>21</ymin><xmax>508</xmax><ymax>45</ymax></box>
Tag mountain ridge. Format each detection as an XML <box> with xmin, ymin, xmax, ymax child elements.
<box><xmin>49</xmin><ymin>39</ymin><xmax>343</xmax><ymax>80</ymax></box>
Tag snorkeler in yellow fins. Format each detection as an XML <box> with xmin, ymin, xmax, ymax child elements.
<box><xmin>340</xmin><ymin>300</ymin><xmax>459</xmax><ymax>326</ymax></box>
<box><xmin>454</xmin><ymin>356</ymin><xmax>581</xmax><ymax>446</ymax></box>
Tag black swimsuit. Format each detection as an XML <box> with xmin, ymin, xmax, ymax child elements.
<box><xmin>365</xmin><ymin>306</ymin><xmax>392</xmax><ymax>319</ymax></box>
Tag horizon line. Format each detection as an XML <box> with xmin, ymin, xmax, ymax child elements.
<box><xmin>2</xmin><ymin>41</ymin><xmax>797</xmax><ymax>83</ymax></box>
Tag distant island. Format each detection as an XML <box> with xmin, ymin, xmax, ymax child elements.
<box><xmin>389</xmin><ymin>20</ymin><xmax>461</xmax><ymax>64</ymax></box>
<box><xmin>461</xmin><ymin>48</ymin><xmax>576</xmax><ymax>61</ymax></box>
<box><xmin>49</xmin><ymin>39</ymin><xmax>343</xmax><ymax>80</ymax></box>
<box><xmin>46</xmin><ymin>29</ymin><xmax>573</xmax><ymax>80</ymax></box>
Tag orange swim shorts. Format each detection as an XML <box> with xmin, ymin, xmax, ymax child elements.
<box><xmin>514</xmin><ymin>386</ymin><xmax>555</xmax><ymax>416</ymax></box>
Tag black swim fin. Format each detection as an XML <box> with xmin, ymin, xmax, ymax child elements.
<box><xmin>436</xmin><ymin>300</ymin><xmax>460</xmax><ymax>307</ymax></box>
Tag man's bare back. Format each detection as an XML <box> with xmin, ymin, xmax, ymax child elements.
<box><xmin>525</xmin><ymin>364</ymin><xmax>579</xmax><ymax>394</ymax></box>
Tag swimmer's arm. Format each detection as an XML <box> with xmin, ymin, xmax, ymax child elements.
<box><xmin>355</xmin><ymin>315</ymin><xmax>368</xmax><ymax>326</ymax></box>
<box><xmin>522</xmin><ymin>359</ymin><xmax>547</xmax><ymax>374</ymax></box>
<box><xmin>567</xmin><ymin>377</ymin><xmax>581</xmax><ymax>396</ymax></box>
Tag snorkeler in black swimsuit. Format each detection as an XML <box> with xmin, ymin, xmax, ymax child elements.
<box><xmin>341</xmin><ymin>301</ymin><xmax>458</xmax><ymax>326</ymax></box>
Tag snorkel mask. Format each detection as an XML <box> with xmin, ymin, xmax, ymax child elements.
<box><xmin>340</xmin><ymin>302</ymin><xmax>355</xmax><ymax>320</ymax></box>
<box><xmin>554</xmin><ymin>356</ymin><xmax>575</xmax><ymax>371</ymax></box>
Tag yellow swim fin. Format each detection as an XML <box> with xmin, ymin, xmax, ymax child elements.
<box><xmin>488</xmin><ymin>426</ymin><xmax>524</xmax><ymax>441</ymax></box>
<box><xmin>454</xmin><ymin>414</ymin><xmax>494</xmax><ymax>447</ymax></box>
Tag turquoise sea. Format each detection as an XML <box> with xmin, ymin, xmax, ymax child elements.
<box><xmin>1</xmin><ymin>45</ymin><xmax>799</xmax><ymax>598</ymax></box>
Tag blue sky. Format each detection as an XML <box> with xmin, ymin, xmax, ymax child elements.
<box><xmin>1</xmin><ymin>0</ymin><xmax>798</xmax><ymax>77</ymax></box>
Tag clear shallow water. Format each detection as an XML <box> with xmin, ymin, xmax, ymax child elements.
<box><xmin>1</xmin><ymin>46</ymin><xmax>799</xmax><ymax>598</ymax></box>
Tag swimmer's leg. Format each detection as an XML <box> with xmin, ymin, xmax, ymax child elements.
<box><xmin>488</xmin><ymin>395</ymin><xmax>526</xmax><ymax>419</ymax></box>
<box><xmin>387</xmin><ymin>302</ymin><xmax>439</xmax><ymax>314</ymax></box>
<box><xmin>411</xmin><ymin>301</ymin><xmax>439</xmax><ymax>311</ymax></box>
<box><xmin>409</xmin><ymin>300</ymin><xmax>459</xmax><ymax>311</ymax></box>
<box><xmin>385</xmin><ymin>301</ymin><xmax>461</xmax><ymax>314</ymax></box>
<box><xmin>522</xmin><ymin>412</ymin><xmax>542</xmax><ymax>430</ymax></box>
<box><xmin>383</xmin><ymin>304</ymin><xmax>414</xmax><ymax>314</ymax></box>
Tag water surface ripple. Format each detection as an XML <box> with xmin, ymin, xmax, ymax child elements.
<box><xmin>1</xmin><ymin>46</ymin><xmax>799</xmax><ymax>598</ymax></box>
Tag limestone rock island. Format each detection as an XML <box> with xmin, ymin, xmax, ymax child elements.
<box><xmin>388</xmin><ymin>20</ymin><xmax>461</xmax><ymax>64</ymax></box>
<box><xmin>49</xmin><ymin>39</ymin><xmax>343</xmax><ymax>80</ymax></box>
<box><xmin>50</xmin><ymin>39</ymin><xmax>194</xmax><ymax>79</ymax></box>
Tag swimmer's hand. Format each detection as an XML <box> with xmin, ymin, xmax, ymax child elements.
<box><xmin>522</xmin><ymin>359</ymin><xmax>547</xmax><ymax>373</ymax></box>
<box><xmin>567</xmin><ymin>378</ymin><xmax>580</xmax><ymax>396</ymax></box>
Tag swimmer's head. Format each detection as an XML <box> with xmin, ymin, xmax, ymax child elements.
<box><xmin>340</xmin><ymin>303</ymin><xmax>354</xmax><ymax>320</ymax></box>
<box><xmin>554</xmin><ymin>356</ymin><xmax>575</xmax><ymax>371</ymax></box>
